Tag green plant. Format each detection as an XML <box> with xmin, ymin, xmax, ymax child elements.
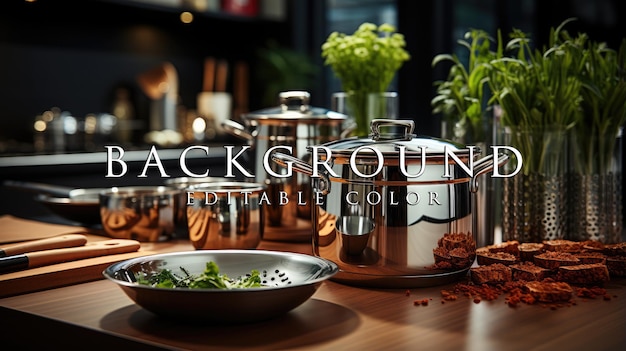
<box><xmin>321</xmin><ymin>23</ymin><xmax>410</xmax><ymax>136</ymax></box>
<box><xmin>431</xmin><ymin>29</ymin><xmax>497</xmax><ymax>143</ymax></box>
<box><xmin>257</xmin><ymin>40</ymin><xmax>319</xmax><ymax>107</ymax></box>
<box><xmin>487</xmin><ymin>20</ymin><xmax>583</xmax><ymax>175</ymax></box>
<box><xmin>573</xmin><ymin>36</ymin><xmax>626</xmax><ymax>174</ymax></box>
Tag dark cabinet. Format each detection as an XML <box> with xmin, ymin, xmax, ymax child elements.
<box><xmin>0</xmin><ymin>0</ymin><xmax>291</xmax><ymax>153</ymax></box>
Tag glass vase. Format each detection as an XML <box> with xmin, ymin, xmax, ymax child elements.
<box><xmin>568</xmin><ymin>127</ymin><xmax>623</xmax><ymax>243</ymax></box>
<box><xmin>332</xmin><ymin>92</ymin><xmax>398</xmax><ymax>137</ymax></box>
<box><xmin>501</xmin><ymin>126</ymin><xmax>569</xmax><ymax>243</ymax></box>
<box><xmin>440</xmin><ymin>105</ymin><xmax>504</xmax><ymax>247</ymax></box>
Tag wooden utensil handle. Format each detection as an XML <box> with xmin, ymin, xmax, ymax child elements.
<box><xmin>27</xmin><ymin>239</ymin><xmax>141</xmax><ymax>268</ymax></box>
<box><xmin>0</xmin><ymin>234</ymin><xmax>88</xmax><ymax>257</ymax></box>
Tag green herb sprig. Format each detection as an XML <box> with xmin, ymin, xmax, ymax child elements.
<box><xmin>487</xmin><ymin>21</ymin><xmax>583</xmax><ymax>175</ymax></box>
<box><xmin>431</xmin><ymin>29</ymin><xmax>497</xmax><ymax>143</ymax></box>
<box><xmin>136</xmin><ymin>261</ymin><xmax>263</xmax><ymax>289</ymax></box>
<box><xmin>573</xmin><ymin>36</ymin><xmax>626</xmax><ymax>174</ymax></box>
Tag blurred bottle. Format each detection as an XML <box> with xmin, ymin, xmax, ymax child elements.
<box><xmin>112</xmin><ymin>86</ymin><xmax>135</xmax><ymax>145</ymax></box>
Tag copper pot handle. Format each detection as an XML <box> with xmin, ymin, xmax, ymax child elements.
<box><xmin>470</xmin><ymin>153</ymin><xmax>509</xmax><ymax>193</ymax></box>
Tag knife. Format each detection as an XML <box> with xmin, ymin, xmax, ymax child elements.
<box><xmin>0</xmin><ymin>239</ymin><xmax>141</xmax><ymax>274</ymax></box>
<box><xmin>0</xmin><ymin>234</ymin><xmax>88</xmax><ymax>258</ymax></box>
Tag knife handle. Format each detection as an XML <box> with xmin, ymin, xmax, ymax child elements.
<box><xmin>0</xmin><ymin>234</ymin><xmax>88</xmax><ymax>257</ymax></box>
<box><xmin>26</xmin><ymin>239</ymin><xmax>141</xmax><ymax>268</ymax></box>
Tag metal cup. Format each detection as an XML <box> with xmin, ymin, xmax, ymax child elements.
<box><xmin>186</xmin><ymin>182</ymin><xmax>265</xmax><ymax>250</ymax></box>
<box><xmin>337</xmin><ymin>215</ymin><xmax>375</xmax><ymax>255</ymax></box>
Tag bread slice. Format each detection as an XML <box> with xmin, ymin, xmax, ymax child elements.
<box><xmin>524</xmin><ymin>281</ymin><xmax>573</xmax><ymax>303</ymax></box>
<box><xmin>486</xmin><ymin>240</ymin><xmax>520</xmax><ymax>256</ymax></box>
<box><xmin>581</xmin><ymin>240</ymin><xmax>605</xmax><ymax>252</ymax></box>
<box><xmin>543</xmin><ymin>239</ymin><xmax>583</xmax><ymax>253</ymax></box>
<box><xmin>557</xmin><ymin>263</ymin><xmax>610</xmax><ymax>285</ymax></box>
<box><xmin>476</xmin><ymin>251</ymin><xmax>518</xmax><ymax>266</ymax></box>
<box><xmin>573</xmin><ymin>251</ymin><xmax>606</xmax><ymax>264</ymax></box>
<box><xmin>604</xmin><ymin>242</ymin><xmax>626</xmax><ymax>256</ymax></box>
<box><xmin>534</xmin><ymin>251</ymin><xmax>580</xmax><ymax>269</ymax></box>
<box><xmin>518</xmin><ymin>242</ymin><xmax>544</xmax><ymax>262</ymax></box>
<box><xmin>438</xmin><ymin>232</ymin><xmax>475</xmax><ymax>252</ymax></box>
<box><xmin>606</xmin><ymin>256</ymin><xmax>626</xmax><ymax>277</ymax></box>
<box><xmin>470</xmin><ymin>263</ymin><xmax>512</xmax><ymax>285</ymax></box>
<box><xmin>511</xmin><ymin>262</ymin><xmax>552</xmax><ymax>281</ymax></box>
<box><xmin>448</xmin><ymin>247</ymin><xmax>474</xmax><ymax>269</ymax></box>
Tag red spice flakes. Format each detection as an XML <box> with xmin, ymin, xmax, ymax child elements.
<box><xmin>574</xmin><ymin>286</ymin><xmax>607</xmax><ymax>299</ymax></box>
<box><xmin>413</xmin><ymin>298</ymin><xmax>429</xmax><ymax>306</ymax></box>
<box><xmin>405</xmin><ymin>289</ymin><xmax>411</xmax><ymax>296</ymax></box>
<box><xmin>440</xmin><ymin>289</ymin><xmax>458</xmax><ymax>301</ymax></box>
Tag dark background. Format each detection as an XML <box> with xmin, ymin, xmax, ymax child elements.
<box><xmin>0</xmin><ymin>0</ymin><xmax>624</xmax><ymax>222</ymax></box>
<box><xmin>1</xmin><ymin>0</ymin><xmax>624</xmax><ymax>151</ymax></box>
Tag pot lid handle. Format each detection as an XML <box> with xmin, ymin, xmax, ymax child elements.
<box><xmin>279</xmin><ymin>91</ymin><xmax>311</xmax><ymax>113</ymax></box>
<box><xmin>371</xmin><ymin>119</ymin><xmax>415</xmax><ymax>141</ymax></box>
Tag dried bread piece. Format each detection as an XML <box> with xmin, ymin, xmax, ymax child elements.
<box><xmin>438</xmin><ymin>232</ymin><xmax>476</xmax><ymax>252</ymax></box>
<box><xmin>476</xmin><ymin>251</ymin><xmax>518</xmax><ymax>266</ymax></box>
<box><xmin>573</xmin><ymin>251</ymin><xmax>606</xmax><ymax>264</ymax></box>
<box><xmin>581</xmin><ymin>240</ymin><xmax>605</xmax><ymax>252</ymax></box>
<box><xmin>432</xmin><ymin>247</ymin><xmax>454</xmax><ymax>270</ymax></box>
<box><xmin>534</xmin><ymin>251</ymin><xmax>580</xmax><ymax>269</ymax></box>
<box><xmin>449</xmin><ymin>247</ymin><xmax>474</xmax><ymax>269</ymax></box>
<box><xmin>603</xmin><ymin>242</ymin><xmax>626</xmax><ymax>257</ymax></box>
<box><xmin>518</xmin><ymin>242</ymin><xmax>544</xmax><ymax>262</ymax></box>
<box><xmin>511</xmin><ymin>262</ymin><xmax>552</xmax><ymax>281</ymax></box>
<box><xmin>557</xmin><ymin>263</ymin><xmax>610</xmax><ymax>285</ymax></box>
<box><xmin>470</xmin><ymin>263</ymin><xmax>512</xmax><ymax>285</ymax></box>
<box><xmin>486</xmin><ymin>240</ymin><xmax>520</xmax><ymax>256</ymax></box>
<box><xmin>606</xmin><ymin>256</ymin><xmax>626</xmax><ymax>277</ymax></box>
<box><xmin>543</xmin><ymin>239</ymin><xmax>583</xmax><ymax>253</ymax></box>
<box><xmin>433</xmin><ymin>247</ymin><xmax>474</xmax><ymax>269</ymax></box>
<box><xmin>524</xmin><ymin>281</ymin><xmax>573</xmax><ymax>303</ymax></box>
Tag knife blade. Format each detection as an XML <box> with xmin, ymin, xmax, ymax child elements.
<box><xmin>0</xmin><ymin>239</ymin><xmax>141</xmax><ymax>274</ymax></box>
<box><xmin>0</xmin><ymin>234</ymin><xmax>88</xmax><ymax>258</ymax></box>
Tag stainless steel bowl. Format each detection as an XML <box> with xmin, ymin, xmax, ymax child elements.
<box><xmin>102</xmin><ymin>250</ymin><xmax>338</xmax><ymax>323</ymax></box>
<box><xmin>99</xmin><ymin>186</ymin><xmax>179</xmax><ymax>242</ymax></box>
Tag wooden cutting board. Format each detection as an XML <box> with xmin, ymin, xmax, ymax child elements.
<box><xmin>0</xmin><ymin>250</ymin><xmax>153</xmax><ymax>298</ymax></box>
<box><xmin>0</xmin><ymin>215</ymin><xmax>95</xmax><ymax>244</ymax></box>
<box><xmin>0</xmin><ymin>233</ymin><xmax>154</xmax><ymax>298</ymax></box>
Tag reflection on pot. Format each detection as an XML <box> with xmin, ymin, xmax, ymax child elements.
<box><xmin>99</xmin><ymin>186</ymin><xmax>178</xmax><ymax>242</ymax></box>
<box><xmin>186</xmin><ymin>182</ymin><xmax>265</xmax><ymax>250</ymax></box>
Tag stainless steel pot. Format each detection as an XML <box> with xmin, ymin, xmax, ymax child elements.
<box><xmin>164</xmin><ymin>176</ymin><xmax>228</xmax><ymax>229</ymax></box>
<box><xmin>186</xmin><ymin>182</ymin><xmax>265</xmax><ymax>250</ymax></box>
<box><xmin>272</xmin><ymin>119</ymin><xmax>508</xmax><ymax>288</ymax></box>
<box><xmin>223</xmin><ymin>91</ymin><xmax>350</xmax><ymax>242</ymax></box>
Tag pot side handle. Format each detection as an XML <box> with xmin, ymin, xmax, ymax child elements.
<box><xmin>271</xmin><ymin>152</ymin><xmax>332</xmax><ymax>195</ymax></box>
<box><xmin>271</xmin><ymin>152</ymin><xmax>313</xmax><ymax>176</ymax></box>
<box><xmin>221</xmin><ymin>119</ymin><xmax>255</xmax><ymax>144</ymax></box>
<box><xmin>470</xmin><ymin>153</ymin><xmax>509</xmax><ymax>193</ymax></box>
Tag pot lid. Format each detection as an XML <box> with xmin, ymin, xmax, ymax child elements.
<box><xmin>312</xmin><ymin>119</ymin><xmax>474</xmax><ymax>157</ymax></box>
<box><xmin>245</xmin><ymin>91</ymin><xmax>347</xmax><ymax>121</ymax></box>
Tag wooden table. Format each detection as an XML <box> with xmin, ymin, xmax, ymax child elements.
<box><xmin>1</xmin><ymin>239</ymin><xmax>625</xmax><ymax>351</ymax></box>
